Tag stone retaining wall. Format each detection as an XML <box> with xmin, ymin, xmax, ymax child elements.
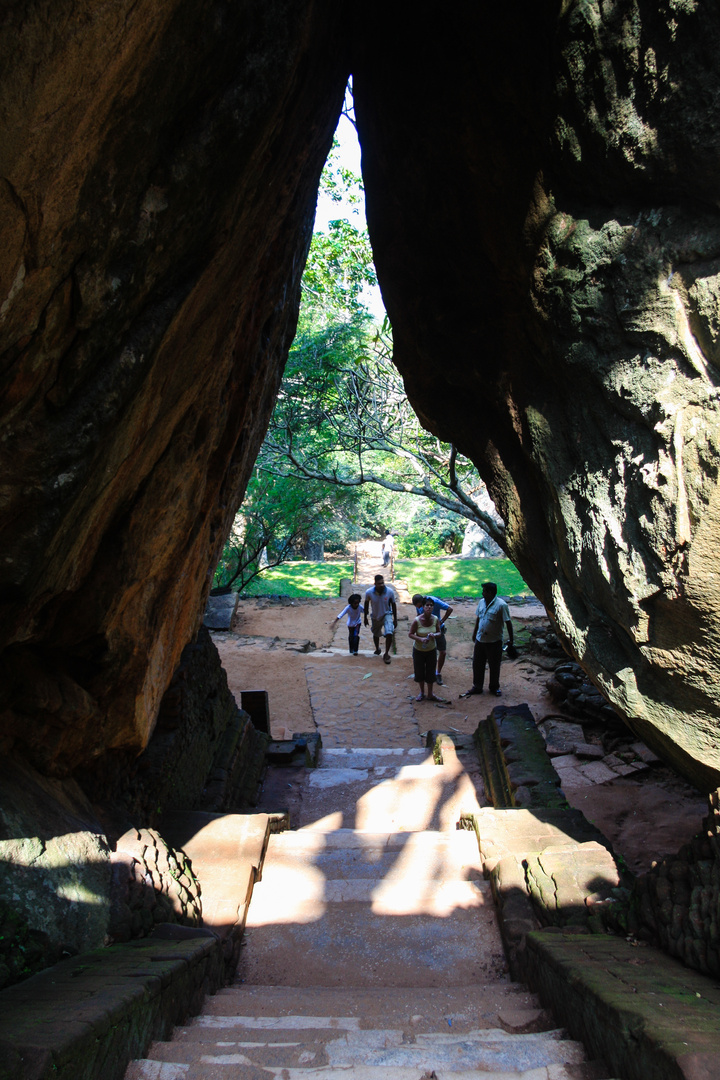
<box><xmin>0</xmin><ymin>935</ymin><xmax>224</xmax><ymax>1080</ymax></box>
<box><xmin>0</xmin><ymin>627</ymin><xmax>267</xmax><ymax>987</ymax></box>
<box><xmin>108</xmin><ymin>828</ymin><xmax>202</xmax><ymax>943</ymax></box>
<box><xmin>621</xmin><ymin>787</ymin><xmax>720</xmax><ymax>978</ymax></box>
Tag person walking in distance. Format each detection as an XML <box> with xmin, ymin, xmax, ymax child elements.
<box><xmin>333</xmin><ymin>593</ymin><xmax>363</xmax><ymax>655</ymax></box>
<box><xmin>461</xmin><ymin>582</ymin><xmax>514</xmax><ymax>698</ymax></box>
<box><xmin>363</xmin><ymin>574</ymin><xmax>398</xmax><ymax>664</ymax></box>
<box><xmin>381</xmin><ymin>530</ymin><xmax>394</xmax><ymax>568</ymax></box>
<box><xmin>408</xmin><ymin>598</ymin><xmax>442</xmax><ymax>701</ymax></box>
<box><xmin>411</xmin><ymin>592</ymin><xmax>453</xmax><ymax>685</ymax></box>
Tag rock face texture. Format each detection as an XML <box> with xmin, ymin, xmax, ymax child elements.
<box><xmin>0</xmin><ymin>1</ymin><xmax>349</xmax><ymax>773</ymax></box>
<box><xmin>1</xmin><ymin>1</ymin><xmax>720</xmax><ymax>796</ymax></box>
<box><xmin>354</xmin><ymin>2</ymin><xmax>720</xmax><ymax>790</ymax></box>
<box><xmin>0</xmin><ymin>755</ymin><xmax>112</xmax><ymax>966</ymax></box>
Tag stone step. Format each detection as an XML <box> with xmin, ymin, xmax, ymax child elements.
<box><xmin>262</xmin><ymin>828</ymin><xmax>483</xmax><ymax>883</ymax></box>
<box><xmin>285</xmin><ymin>764</ymin><xmax>484</xmax><ymax>832</ymax></box>
<box><xmin>272</xmin><ymin>827</ymin><xmax>481</xmax><ymax>849</ymax></box>
<box><xmin>252</xmin><ymin>874</ymin><xmax>487</xmax><ymax>910</ymax></box>
<box><xmin>170</xmin><ymin>1015</ymin><xmax>574</xmax><ymax>1049</ymax></box>
<box><xmin>128</xmin><ymin>1061</ymin><xmax>610</xmax><ymax>1079</ymax></box>
<box><xmin>131</xmin><ymin>1023</ymin><xmax>591</xmax><ymax>1074</ymax></box>
<box><xmin>318</xmin><ymin>748</ymin><xmax>432</xmax><ymax>769</ymax></box>
<box><xmin>240</xmin><ymin>878</ymin><xmax>504</xmax><ymax>987</ymax></box>
<box><xmin>203</xmin><ymin>984</ymin><xmax>550</xmax><ymax>1032</ymax></box>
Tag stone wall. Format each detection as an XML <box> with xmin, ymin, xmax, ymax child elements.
<box><xmin>0</xmin><ymin>756</ymin><xmax>112</xmax><ymax>980</ymax></box>
<box><xmin>109</xmin><ymin>828</ymin><xmax>202</xmax><ymax>944</ymax></box>
<box><xmin>0</xmin><ymin>626</ymin><xmax>266</xmax><ymax>984</ymax></box>
<box><xmin>621</xmin><ymin>789</ymin><xmax>720</xmax><ymax>978</ymax></box>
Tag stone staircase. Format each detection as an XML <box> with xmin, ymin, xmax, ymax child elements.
<box><xmin>126</xmin><ymin>746</ymin><xmax>614</xmax><ymax>1080</ymax></box>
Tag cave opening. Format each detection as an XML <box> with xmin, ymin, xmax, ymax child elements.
<box><xmin>3</xmin><ymin>8</ymin><xmax>720</xmax><ymax>1038</ymax></box>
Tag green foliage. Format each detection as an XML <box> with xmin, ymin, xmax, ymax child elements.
<box><xmin>221</xmin><ymin>109</ymin><xmax>503</xmax><ymax>586</ymax></box>
<box><xmin>396</xmin><ymin>557</ymin><xmax>532</xmax><ymax>599</ymax></box>
<box><xmin>213</xmin><ymin>472</ymin><xmax>354</xmax><ymax>592</ymax></box>
<box><xmin>300</xmin><ymin>220</ymin><xmax>376</xmax><ymax>326</ymax></box>
<box><xmin>393</xmin><ymin>504</ymin><xmax>465</xmax><ymax>558</ymax></box>
<box><xmin>239</xmin><ymin>561</ymin><xmax>353</xmax><ymax>598</ymax></box>
<box><xmin>395</xmin><ymin>529</ymin><xmax>448</xmax><ymax>558</ymax></box>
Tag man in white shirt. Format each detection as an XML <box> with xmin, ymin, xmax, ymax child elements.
<box><xmin>462</xmin><ymin>582</ymin><xmax>513</xmax><ymax>697</ymax></box>
<box><xmin>382</xmin><ymin>530</ymin><xmax>394</xmax><ymax>567</ymax></box>
<box><xmin>363</xmin><ymin>574</ymin><xmax>398</xmax><ymax>664</ymax></box>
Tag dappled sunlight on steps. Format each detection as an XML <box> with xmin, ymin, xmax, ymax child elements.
<box><xmin>126</xmin><ymin>741</ymin><xmax>614</xmax><ymax>1080</ymax></box>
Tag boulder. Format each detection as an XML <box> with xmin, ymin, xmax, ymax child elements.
<box><xmin>354</xmin><ymin>3</ymin><xmax>720</xmax><ymax>790</ymax></box>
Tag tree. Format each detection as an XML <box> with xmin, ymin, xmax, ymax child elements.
<box><xmin>211</xmin><ymin>472</ymin><xmax>353</xmax><ymax>593</ymax></box>
<box><xmin>260</xmin><ymin>317</ymin><xmax>506</xmax><ymax>550</ymax></box>
<box><xmin>255</xmin><ymin>101</ymin><xmax>505</xmax><ymax>552</ymax></box>
<box><xmin>225</xmin><ymin>88</ymin><xmax>504</xmax><ymax>574</ymax></box>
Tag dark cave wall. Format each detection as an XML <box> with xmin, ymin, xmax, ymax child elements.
<box><xmin>354</xmin><ymin>1</ymin><xmax>720</xmax><ymax>790</ymax></box>
<box><xmin>0</xmin><ymin>1</ymin><xmax>349</xmax><ymax>773</ymax></box>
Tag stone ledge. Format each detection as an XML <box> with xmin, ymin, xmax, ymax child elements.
<box><xmin>472</xmin><ymin>805</ymin><xmax>621</xmax><ymax>979</ymax></box>
<box><xmin>525</xmin><ymin>930</ymin><xmax>720</xmax><ymax>1080</ymax></box>
<box><xmin>0</xmin><ymin>935</ymin><xmax>223</xmax><ymax>1080</ymax></box>
<box><xmin>0</xmin><ymin>812</ymin><xmax>275</xmax><ymax>1080</ymax></box>
<box><xmin>474</xmin><ymin>704</ymin><xmax>567</xmax><ymax>810</ymax></box>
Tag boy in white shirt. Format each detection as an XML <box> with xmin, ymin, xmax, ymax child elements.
<box><xmin>334</xmin><ymin>593</ymin><xmax>363</xmax><ymax>655</ymax></box>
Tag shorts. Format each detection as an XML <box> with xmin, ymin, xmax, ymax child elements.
<box><xmin>372</xmin><ymin>613</ymin><xmax>394</xmax><ymax>637</ymax></box>
<box><xmin>413</xmin><ymin>647</ymin><xmax>436</xmax><ymax>684</ymax></box>
<box><xmin>436</xmin><ymin>629</ymin><xmax>447</xmax><ymax>652</ymax></box>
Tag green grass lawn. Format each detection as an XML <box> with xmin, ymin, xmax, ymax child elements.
<box><xmin>239</xmin><ymin>561</ymin><xmax>353</xmax><ymax>598</ymax></box>
<box><xmin>237</xmin><ymin>556</ymin><xmax>531</xmax><ymax>600</ymax></box>
<box><xmin>394</xmin><ymin>557</ymin><xmax>532</xmax><ymax>599</ymax></box>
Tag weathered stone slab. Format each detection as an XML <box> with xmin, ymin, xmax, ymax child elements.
<box><xmin>526</xmin><ymin>930</ymin><xmax>720</xmax><ymax>1080</ymax></box>
<box><xmin>632</xmin><ymin>741</ymin><xmax>661</xmax><ymax>765</ymax></box>
<box><xmin>0</xmin><ymin>936</ymin><xmax>223</xmax><ymax>1080</ymax></box>
<box><xmin>577</xmin><ymin>761</ymin><xmax>618</xmax><ymax>785</ymax></box>
<box><xmin>203</xmin><ymin>593</ymin><xmax>239</xmax><ymax>631</ymax></box>
<box><xmin>538</xmin><ymin>718</ymin><xmax>587</xmax><ymax>755</ymax></box>
<box><xmin>473</xmin><ymin>806</ymin><xmax>614</xmax><ymax>873</ymax></box>
<box><xmin>0</xmin><ymin>755</ymin><xmax>112</xmax><ymax>969</ymax></box>
<box><xmin>524</xmin><ymin>842</ymin><xmax>620</xmax><ymax>928</ymax></box>
<box><xmin>159</xmin><ymin>812</ymin><xmax>272</xmax><ymax>938</ymax></box>
<box><xmin>575</xmin><ymin>743</ymin><xmax>604</xmax><ymax>759</ymax></box>
<box><xmin>474</xmin><ymin>704</ymin><xmax>565</xmax><ymax>810</ymax></box>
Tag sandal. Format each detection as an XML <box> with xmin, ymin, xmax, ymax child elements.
<box><xmin>459</xmin><ymin>687</ymin><xmax>483</xmax><ymax>698</ymax></box>
<box><xmin>415</xmin><ymin>693</ymin><xmax>425</xmax><ymax>702</ymax></box>
<box><xmin>383</xmin><ymin>654</ymin><xmax>391</xmax><ymax>664</ymax></box>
